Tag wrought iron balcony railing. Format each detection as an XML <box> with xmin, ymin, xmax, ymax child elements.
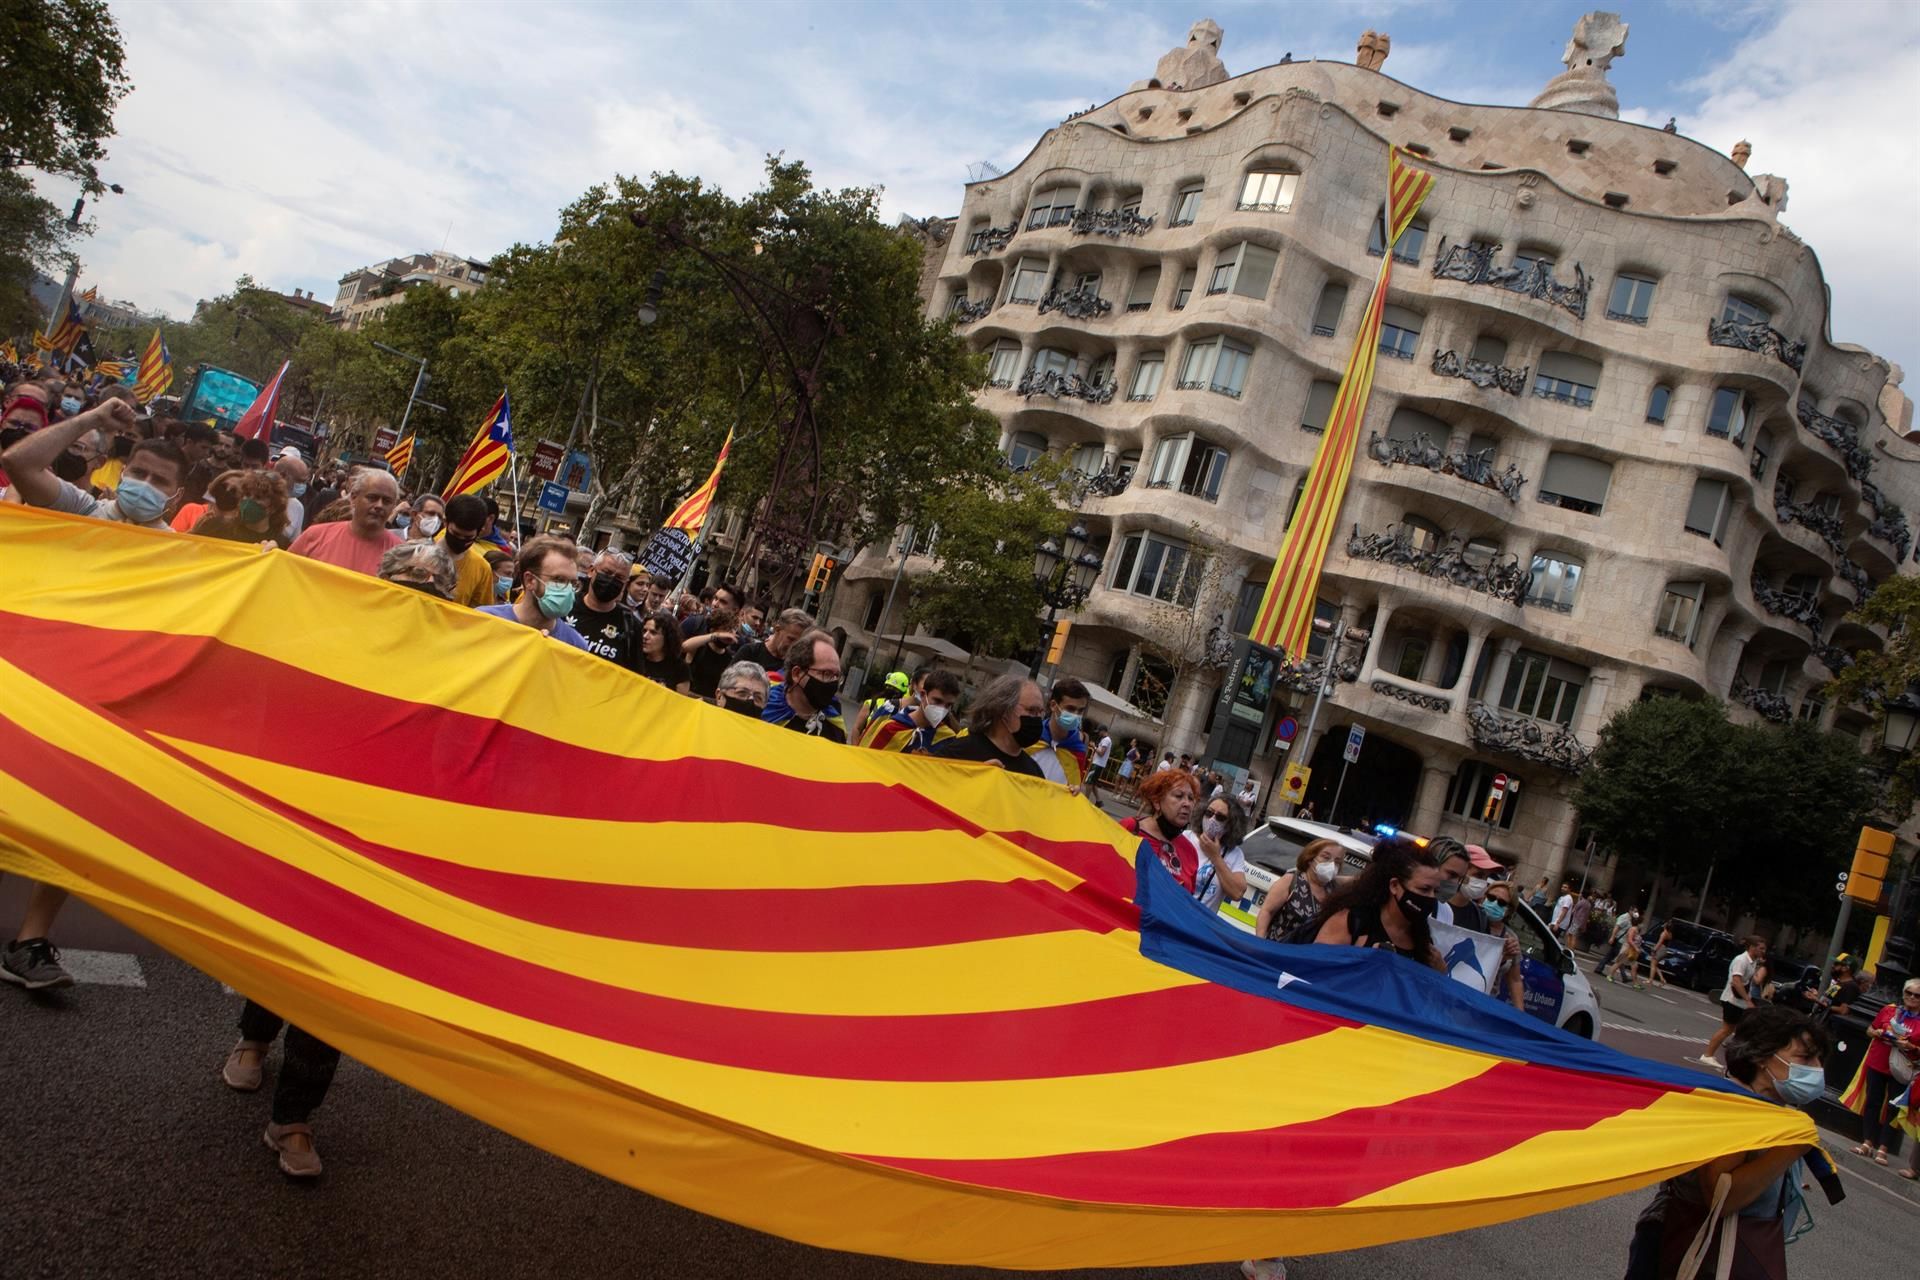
<box><xmin>1070</xmin><ymin>208</ymin><xmax>1155</xmax><ymax>239</ymax></box>
<box><xmin>1015</xmin><ymin>368</ymin><xmax>1116</xmax><ymax>404</ymax></box>
<box><xmin>1707</xmin><ymin>318</ymin><xmax>1806</xmax><ymax>373</ymax></box>
<box><xmin>1465</xmin><ymin>702</ymin><xmax>1593</xmax><ymax>773</ymax></box>
<box><xmin>1430</xmin><ymin>347</ymin><xmax>1528</xmax><ymax>396</ymax></box>
<box><xmin>949</xmin><ymin>299</ymin><xmax>991</xmax><ymax>325</ymax></box>
<box><xmin>1372</xmin><ymin>679</ymin><xmax>1452</xmax><ymax>714</ymax></box>
<box><xmin>1839</xmin><ymin>558</ymin><xmax>1872</xmax><ymax>600</ymax></box>
<box><xmin>1730</xmin><ymin>675</ymin><xmax>1793</xmax><ymax>723</ymax></box>
<box><xmin>1750</xmin><ymin>572</ymin><xmax>1824</xmax><ymax>634</ymax></box>
<box><xmin>1772</xmin><ymin>481</ymin><xmax>1846</xmax><ymax>554</ymax></box>
<box><xmin>1796</xmin><ymin>400</ymin><xmax>1874</xmax><ymax>483</ymax></box>
<box><xmin>1430</xmin><ymin>239</ymin><xmax>1590</xmax><ymax>320</ymax></box>
<box><xmin>962</xmin><ymin>225</ymin><xmax>1016</xmax><ymax>256</ymax></box>
<box><xmin>1037</xmin><ymin>285</ymin><xmax>1113</xmax><ymax>320</ymax></box>
<box><xmin>1346</xmin><ymin>524</ymin><xmax>1530</xmax><ymax>604</ymax></box>
<box><xmin>1273</xmin><ymin>652</ymin><xmax>1361</xmax><ymax>696</ymax></box>
<box><xmin>1367</xmin><ymin>430</ymin><xmax>1527</xmax><ymax>502</ymax></box>
<box><xmin>1860</xmin><ymin>480</ymin><xmax>1913</xmax><ymax>559</ymax></box>
<box><xmin>1813</xmin><ymin>642</ymin><xmax>1855</xmax><ymax>676</ymax></box>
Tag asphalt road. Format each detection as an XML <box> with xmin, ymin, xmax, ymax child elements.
<box><xmin>4</xmin><ymin>891</ymin><xmax>1917</xmax><ymax>1280</ymax></box>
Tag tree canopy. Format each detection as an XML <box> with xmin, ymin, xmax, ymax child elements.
<box><xmin>905</xmin><ymin>461</ymin><xmax>1071</xmax><ymax>663</ymax></box>
<box><xmin>1571</xmin><ymin>695</ymin><xmax>1879</xmax><ymax>925</ymax></box>
<box><xmin>1825</xmin><ymin>573</ymin><xmax>1920</xmax><ymax>814</ymax></box>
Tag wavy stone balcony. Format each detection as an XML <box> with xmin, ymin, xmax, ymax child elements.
<box><xmin>950</xmin><ymin>299</ymin><xmax>992</xmax><ymax>325</ymax></box>
<box><xmin>1372</xmin><ymin>678</ymin><xmax>1452</xmax><ymax>714</ymax></box>
<box><xmin>961</xmin><ymin>225</ymin><xmax>1016</xmax><ymax>256</ymax></box>
<box><xmin>1037</xmin><ymin>285</ymin><xmax>1113</xmax><ymax>320</ymax></box>
<box><xmin>1730</xmin><ymin>676</ymin><xmax>1793</xmax><ymax>723</ymax></box>
<box><xmin>1839</xmin><ymin>558</ymin><xmax>1872</xmax><ymax>601</ymax></box>
<box><xmin>1367</xmin><ymin>431</ymin><xmax>1528</xmax><ymax>503</ymax></box>
<box><xmin>1795</xmin><ymin>401</ymin><xmax>1873</xmax><ymax>482</ymax></box>
<box><xmin>1773</xmin><ymin>482</ymin><xmax>1846</xmax><ymax>554</ymax></box>
<box><xmin>1465</xmin><ymin>702</ymin><xmax>1593</xmax><ymax>773</ymax></box>
<box><xmin>1860</xmin><ymin>480</ymin><xmax>1913</xmax><ymax>560</ymax></box>
<box><xmin>1346</xmin><ymin>524</ymin><xmax>1530</xmax><ymax>605</ymax></box>
<box><xmin>1430</xmin><ymin>240</ymin><xmax>1590</xmax><ymax>321</ymax></box>
<box><xmin>1750</xmin><ymin>573</ymin><xmax>1824</xmax><ymax>635</ymax></box>
<box><xmin>1063</xmin><ymin>465</ymin><xmax>1133</xmax><ymax>507</ymax></box>
<box><xmin>1430</xmin><ymin>347</ymin><xmax>1529</xmax><ymax>397</ymax></box>
<box><xmin>1015</xmin><ymin>368</ymin><xmax>1115</xmax><ymax>403</ymax></box>
<box><xmin>1708</xmin><ymin>318</ymin><xmax>1806</xmax><ymax>373</ymax></box>
<box><xmin>1070</xmin><ymin>208</ymin><xmax>1155</xmax><ymax>239</ymax></box>
<box><xmin>1813</xmin><ymin>641</ymin><xmax>1855</xmax><ymax>676</ymax></box>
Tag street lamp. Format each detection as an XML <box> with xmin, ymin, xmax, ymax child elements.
<box><xmin>1883</xmin><ymin>694</ymin><xmax>1920</xmax><ymax>754</ymax></box>
<box><xmin>1029</xmin><ymin>522</ymin><xmax>1102</xmax><ymax>676</ymax></box>
<box><xmin>636</xmin><ymin>267</ymin><xmax>666</xmax><ymax>327</ymax></box>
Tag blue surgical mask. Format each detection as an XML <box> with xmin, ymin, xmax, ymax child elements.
<box><xmin>1483</xmin><ymin>901</ymin><xmax>1508</xmax><ymax>923</ymax></box>
<box><xmin>393</xmin><ymin>514</ymin><xmax>411</xmax><ymax>531</ymax></box>
<box><xmin>537</xmin><ymin>580</ymin><xmax>576</xmax><ymax>619</ymax></box>
<box><xmin>291</xmin><ymin>482</ymin><xmax>308</xmax><ymax>498</ymax></box>
<box><xmin>114</xmin><ymin>476</ymin><xmax>169</xmax><ymax>524</ymax></box>
<box><xmin>1056</xmin><ymin>710</ymin><xmax>1082</xmax><ymax>734</ymax></box>
<box><xmin>1773</xmin><ymin>1057</ymin><xmax>1824</xmax><ymax>1107</ymax></box>
<box><xmin>495</xmin><ymin>574</ymin><xmax>512</xmax><ymax>600</ymax></box>
<box><xmin>61</xmin><ymin>396</ymin><xmax>82</xmax><ymax>415</ymax></box>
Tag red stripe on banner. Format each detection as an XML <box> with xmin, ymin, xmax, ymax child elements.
<box><xmin>0</xmin><ymin>612</ymin><xmax>1137</xmax><ymax>902</ymax></box>
<box><xmin>0</xmin><ymin>703</ymin><xmax>1340</xmax><ymax>1081</ymax></box>
<box><xmin>861</xmin><ymin>1060</ymin><xmax>1661</xmax><ymax>1208</ymax></box>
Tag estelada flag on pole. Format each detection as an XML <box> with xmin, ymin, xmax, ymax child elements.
<box><xmin>232</xmin><ymin>360</ymin><xmax>291</xmax><ymax>443</ymax></box>
<box><xmin>134</xmin><ymin>327</ymin><xmax>174</xmax><ymax>402</ymax></box>
<box><xmin>444</xmin><ymin>391</ymin><xmax>513</xmax><ymax>496</ymax></box>
<box><xmin>661</xmin><ymin>428</ymin><xmax>733</xmax><ymax>533</ymax></box>
<box><xmin>1249</xmin><ymin>148</ymin><xmax>1434</xmax><ymax>658</ymax></box>
<box><xmin>384</xmin><ymin>434</ymin><xmax>415</xmax><ymax>476</ymax></box>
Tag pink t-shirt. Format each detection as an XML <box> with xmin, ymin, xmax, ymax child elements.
<box><xmin>288</xmin><ymin>521</ymin><xmax>401</xmax><ymax>577</ymax></box>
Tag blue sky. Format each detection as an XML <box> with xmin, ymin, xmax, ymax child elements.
<box><xmin>53</xmin><ymin>0</ymin><xmax>1920</xmax><ymax>371</ymax></box>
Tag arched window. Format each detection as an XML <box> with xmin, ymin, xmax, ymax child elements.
<box><xmin>1721</xmin><ymin>295</ymin><xmax>1771</xmax><ymax>327</ymax></box>
<box><xmin>1607</xmin><ymin>273</ymin><xmax>1657</xmax><ymax>324</ymax></box>
<box><xmin>1470</xmin><ymin>334</ymin><xmax>1509</xmax><ymax>365</ymax></box>
<box><xmin>1398</xmin><ymin>514</ymin><xmax>1443</xmax><ymax>554</ymax></box>
<box><xmin>1706</xmin><ymin>386</ymin><xmax>1751</xmax><ymax>441</ymax></box>
<box><xmin>1207</xmin><ymin>242</ymin><xmax>1279</xmax><ymax>299</ymax></box>
<box><xmin>1171</xmin><ymin>182</ymin><xmax>1204</xmax><ymax>226</ymax></box>
<box><xmin>1311</xmin><ymin>282</ymin><xmax>1348</xmax><ymax>337</ymax></box>
<box><xmin>1655</xmin><ymin>582</ymin><xmax>1705</xmax><ymax>646</ymax></box>
<box><xmin>1238</xmin><ymin>170</ymin><xmax>1299</xmax><ymax>212</ymax></box>
<box><xmin>1646</xmin><ymin>384</ymin><xmax>1673</xmax><ymax>424</ymax></box>
<box><xmin>1527</xmin><ymin>553</ymin><xmax>1583</xmax><ymax>611</ymax></box>
<box><xmin>1025</xmin><ymin>187</ymin><xmax>1078</xmax><ymax>229</ymax></box>
<box><xmin>1128</xmin><ymin>351</ymin><xmax>1165</xmax><ymax>400</ymax></box>
<box><xmin>985</xmin><ymin>340</ymin><xmax>1020</xmax><ymax>387</ymax></box>
<box><xmin>1300</xmin><ymin>379</ymin><xmax>1338</xmax><ymax>433</ymax></box>
<box><xmin>1684</xmin><ymin>477</ymin><xmax>1732</xmax><ymax>545</ymax></box>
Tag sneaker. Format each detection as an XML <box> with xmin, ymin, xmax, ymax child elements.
<box><xmin>263</xmin><ymin>1122</ymin><xmax>323</xmax><ymax>1179</ymax></box>
<box><xmin>1694</xmin><ymin>1054</ymin><xmax>1723</xmax><ymax>1070</ymax></box>
<box><xmin>222</xmin><ymin>1039</ymin><xmax>270</xmax><ymax>1092</ymax></box>
<box><xmin>0</xmin><ymin>938</ymin><xmax>75</xmax><ymax>990</ymax></box>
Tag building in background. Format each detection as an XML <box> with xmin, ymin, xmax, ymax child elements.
<box><xmin>827</xmin><ymin>13</ymin><xmax>1920</xmax><ymax>886</ymax></box>
<box><xmin>330</xmin><ymin>250</ymin><xmax>491</xmax><ymax>329</ymax></box>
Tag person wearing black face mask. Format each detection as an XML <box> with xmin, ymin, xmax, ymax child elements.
<box><xmin>712</xmin><ymin>660</ymin><xmax>770</xmax><ymax>718</ymax></box>
<box><xmin>762</xmin><ymin>629</ymin><xmax>848</xmax><ymax>741</ymax></box>
<box><xmin>563</xmin><ymin>549</ymin><xmax>649</xmax><ymax>675</ymax></box>
<box><xmin>437</xmin><ymin>493</ymin><xmax>496</xmax><ymax>607</ymax></box>
<box><xmin>930</xmin><ymin>673</ymin><xmax>1046</xmax><ymax>778</ymax></box>
<box><xmin>1288</xmin><ymin>837</ymin><xmax>1444</xmax><ymax>970</ymax></box>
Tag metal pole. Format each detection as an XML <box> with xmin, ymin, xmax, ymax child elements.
<box><xmin>1576</xmin><ymin>833</ymin><xmax>1598</xmax><ymax>896</ymax></box>
<box><xmin>1029</xmin><ymin>602</ymin><xmax>1058</xmax><ymax>679</ymax></box>
<box><xmin>1820</xmin><ymin>897</ymin><xmax>1855</xmax><ymax>987</ymax></box>
<box><xmin>49</xmin><ymin>199</ymin><xmax>85</xmax><ymax>340</ymax></box>
<box><xmin>507</xmin><ymin>452</ymin><xmax>524</xmax><ymax>546</ymax></box>
<box><xmin>1287</xmin><ymin>620</ymin><xmax>1342</xmax><ymax>816</ymax></box>
<box><xmin>1329</xmin><ymin>754</ymin><xmax>1354</xmax><ymax>825</ymax></box>
<box><xmin>877</xmin><ymin>527</ymin><xmax>912</xmax><ymax>670</ymax></box>
<box><xmin>395</xmin><ymin>358</ymin><xmax>426</xmax><ymax>443</ymax></box>
<box><xmin>1692</xmin><ymin>860</ymin><xmax>1716</xmax><ymax>923</ymax></box>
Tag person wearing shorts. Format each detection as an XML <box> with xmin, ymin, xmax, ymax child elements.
<box><xmin>1698</xmin><ymin>936</ymin><xmax>1765</xmax><ymax>1067</ymax></box>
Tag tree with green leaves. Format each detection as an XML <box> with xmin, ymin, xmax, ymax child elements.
<box><xmin>1826</xmin><ymin>573</ymin><xmax>1920</xmax><ymax>814</ymax></box>
<box><xmin>0</xmin><ymin>0</ymin><xmax>130</xmax><ymax>334</ymax></box>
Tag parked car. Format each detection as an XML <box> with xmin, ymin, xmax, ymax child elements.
<box><xmin>1223</xmin><ymin>818</ymin><xmax>1601</xmax><ymax>1038</ymax></box>
<box><xmin>1654</xmin><ymin>919</ymin><xmax>1742</xmax><ymax>993</ymax></box>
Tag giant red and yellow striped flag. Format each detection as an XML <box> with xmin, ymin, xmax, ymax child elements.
<box><xmin>1250</xmin><ymin>150</ymin><xmax>1435</xmax><ymax>657</ymax></box>
<box><xmin>0</xmin><ymin>504</ymin><xmax>1812</xmax><ymax>1268</ymax></box>
<box><xmin>384</xmin><ymin>433</ymin><xmax>415</xmax><ymax>476</ymax></box>
<box><xmin>444</xmin><ymin>391</ymin><xmax>513</xmax><ymax>496</ymax></box>
<box><xmin>134</xmin><ymin>326</ymin><xmax>173</xmax><ymax>402</ymax></box>
<box><xmin>662</xmin><ymin>427</ymin><xmax>732</xmax><ymax>533</ymax></box>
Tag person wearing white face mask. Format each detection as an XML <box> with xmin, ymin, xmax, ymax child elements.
<box><xmin>860</xmin><ymin>668</ymin><xmax>961</xmax><ymax>755</ymax></box>
<box><xmin>1026</xmin><ymin>677</ymin><xmax>1091</xmax><ymax>789</ymax></box>
<box><xmin>1256</xmin><ymin>838</ymin><xmax>1344</xmax><ymax>942</ymax></box>
<box><xmin>1190</xmin><ymin>795</ymin><xmax>1248</xmax><ymax>912</ymax></box>
<box><xmin>1479</xmin><ymin>881</ymin><xmax>1527</xmax><ymax>1013</ymax></box>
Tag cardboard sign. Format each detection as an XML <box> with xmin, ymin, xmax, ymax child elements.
<box><xmin>638</xmin><ymin>526</ymin><xmax>696</xmax><ymax>580</ymax></box>
<box><xmin>531</xmin><ymin>439</ymin><xmax>566</xmax><ymax>482</ymax></box>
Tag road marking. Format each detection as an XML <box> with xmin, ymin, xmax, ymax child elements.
<box><xmin>1603</xmin><ymin>1021</ymin><xmax>1706</xmax><ymax>1045</ymax></box>
<box><xmin>59</xmin><ymin>948</ymin><xmax>146</xmax><ymax>988</ymax></box>
<box><xmin>1833</xmin><ymin>1161</ymin><xmax>1920</xmax><ymax>1210</ymax></box>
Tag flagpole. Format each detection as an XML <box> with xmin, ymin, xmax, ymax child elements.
<box><xmin>508</xmin><ymin>453</ymin><xmax>524</xmax><ymax>549</ymax></box>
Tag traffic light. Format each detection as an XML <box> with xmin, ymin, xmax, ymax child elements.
<box><xmin>1045</xmin><ymin>617</ymin><xmax>1072</xmax><ymax>665</ymax></box>
<box><xmin>804</xmin><ymin>553</ymin><xmax>826</xmax><ymax>592</ymax></box>
<box><xmin>1845</xmin><ymin>826</ymin><xmax>1895</xmax><ymax>905</ymax></box>
<box><xmin>804</xmin><ymin>553</ymin><xmax>841</xmax><ymax>594</ymax></box>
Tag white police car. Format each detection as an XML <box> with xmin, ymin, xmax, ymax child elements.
<box><xmin>1223</xmin><ymin>817</ymin><xmax>1603</xmax><ymax>1039</ymax></box>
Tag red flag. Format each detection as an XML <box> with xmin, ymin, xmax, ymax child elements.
<box><xmin>233</xmin><ymin>361</ymin><xmax>291</xmax><ymax>443</ymax></box>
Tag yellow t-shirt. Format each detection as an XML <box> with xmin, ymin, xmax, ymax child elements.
<box><xmin>91</xmin><ymin>458</ymin><xmax>125</xmax><ymax>491</ymax></box>
<box><xmin>437</xmin><ymin>536</ymin><xmax>496</xmax><ymax>608</ymax></box>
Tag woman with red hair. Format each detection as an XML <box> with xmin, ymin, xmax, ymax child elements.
<box><xmin>1120</xmin><ymin>768</ymin><xmax>1201</xmax><ymax>892</ymax></box>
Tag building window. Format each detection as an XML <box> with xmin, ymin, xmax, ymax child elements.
<box><xmin>1126</xmin><ymin>266</ymin><xmax>1160</xmax><ymax>311</ymax></box>
<box><xmin>1006</xmin><ymin>431</ymin><xmax>1047</xmax><ymax>471</ymax></box>
<box><xmin>1069</xmin><ymin>443</ymin><xmax>1105</xmax><ymax>476</ymax></box>
<box><xmin>1147</xmin><ymin>433</ymin><xmax>1228</xmax><ymax>501</ymax></box>
<box><xmin>1445</xmin><ymin>760</ymin><xmax>1520</xmax><ymax>829</ymax></box>
<box><xmin>1311</xmin><ymin>282</ymin><xmax>1347</xmax><ymax>337</ymax></box>
<box><xmin>1538</xmin><ymin>451</ymin><xmax>1613</xmax><ymax>515</ymax></box>
<box><xmin>1646</xmin><ymin>384</ymin><xmax>1672</xmax><ymax>424</ymax></box>
<box><xmin>1173</xmin><ymin>266</ymin><xmax>1197</xmax><ymax>309</ymax></box>
<box><xmin>1394</xmin><ymin>635</ymin><xmax>1430</xmax><ymax>681</ymax></box>
<box><xmin>1750</xmin><ymin>430</ymin><xmax>1774</xmax><ymax>481</ymax></box>
<box><xmin>1379</xmin><ymin>305</ymin><xmax>1423</xmax><ymax>360</ymax></box>
<box><xmin>1387</xmin><ymin>407</ymin><xmax>1450</xmax><ymax>447</ymax></box>
<box><xmin>1207</xmin><ymin>242</ymin><xmax>1280</xmax><ymax>299</ymax></box>
<box><xmin>1721</xmin><ymin>295</ymin><xmax>1771</xmax><ymax>327</ymax></box>
<box><xmin>1513</xmin><ymin>246</ymin><xmax>1557</xmax><ymax>275</ymax></box>
<box><xmin>1607</xmin><ymin>273</ymin><xmax>1656</xmax><ymax>324</ymax></box>
<box><xmin>1111</xmin><ymin>531</ymin><xmax>1200</xmax><ymax>604</ymax></box>
<box><xmin>1797</xmin><ymin>694</ymin><xmax>1825</xmax><ymax>722</ymax></box>
<box><xmin>1074</xmin><ymin>270</ymin><xmax>1103</xmax><ymax>297</ymax></box>
<box><xmin>1285</xmin><ymin>478</ymin><xmax>1307</xmax><ymax>529</ymax></box>
<box><xmin>1171</xmin><ymin>183</ymin><xmax>1204</xmax><ymax>226</ymax></box>
<box><xmin>1655</xmin><ymin>581</ymin><xmax>1705</xmax><ymax>646</ymax></box>
<box><xmin>1008</xmin><ymin>257</ymin><xmax>1048</xmax><ymax>303</ymax></box>
<box><xmin>863</xmin><ymin>592</ymin><xmax>885</xmax><ymax>632</ymax></box>
<box><xmin>1113</xmin><ymin>449</ymin><xmax>1140</xmax><ymax>487</ymax></box>
<box><xmin>1367</xmin><ymin>214</ymin><xmax>1428</xmax><ymax>265</ymax></box>
<box><xmin>1300</xmin><ymin>379</ymin><xmax>1338</xmax><ymax>434</ymax></box>
<box><xmin>1026</xmin><ymin>187</ymin><xmax>1077</xmax><ymax>229</ymax></box>
<box><xmin>1086</xmin><ymin>353</ymin><xmax>1116</xmax><ymax>389</ymax></box>
<box><xmin>1499</xmin><ymin>649</ymin><xmax>1585</xmax><ymax>727</ymax></box>
<box><xmin>1129</xmin><ymin>654</ymin><xmax>1176</xmax><ymax>720</ymax></box>
<box><xmin>1526</xmin><ymin>553</ymin><xmax>1582</xmax><ymax>612</ymax></box>
<box><xmin>1533</xmin><ymin>351</ymin><xmax>1601</xmax><ymax>407</ymax></box>
<box><xmin>1683</xmin><ymin>477</ymin><xmax>1732</xmax><ymax>545</ymax></box>
<box><xmin>1029</xmin><ymin>347</ymin><xmax>1072</xmax><ymax>378</ymax></box>
<box><xmin>1177</xmin><ymin>337</ymin><xmax>1252</xmax><ymax>397</ymax></box>
<box><xmin>985</xmin><ymin>340</ymin><xmax>1020</xmax><ymax>388</ymax></box>
<box><xmin>1231</xmin><ymin>576</ymin><xmax>1265</xmax><ymax>634</ymax></box>
<box><xmin>945</xmin><ymin>291</ymin><xmax>972</xmax><ymax>318</ymax></box>
<box><xmin>1398</xmin><ymin>515</ymin><xmax>1444</xmax><ymax>554</ymax></box>
<box><xmin>1470</xmin><ymin>333</ymin><xmax>1509</xmax><ymax>365</ymax></box>
<box><xmin>1238</xmin><ymin>170</ymin><xmax>1299</xmax><ymax>212</ymax></box>
<box><xmin>1305</xmin><ymin>600</ymin><xmax>1339</xmax><ymax>658</ymax></box>
<box><xmin>963</xmin><ymin>222</ymin><xmax>997</xmax><ymax>254</ymax></box>
<box><xmin>1706</xmin><ymin>387</ymin><xmax>1751</xmax><ymax>442</ymax></box>
<box><xmin>1129</xmin><ymin>352</ymin><xmax>1165</xmax><ymax>401</ymax></box>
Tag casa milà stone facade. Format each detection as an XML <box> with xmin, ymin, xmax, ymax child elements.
<box><xmin>834</xmin><ymin>13</ymin><xmax>1919</xmax><ymax>886</ymax></box>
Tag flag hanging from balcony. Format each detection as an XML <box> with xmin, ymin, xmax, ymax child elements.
<box><xmin>661</xmin><ymin>427</ymin><xmax>732</xmax><ymax>533</ymax></box>
<box><xmin>233</xmin><ymin>360</ymin><xmax>291</xmax><ymax>443</ymax></box>
<box><xmin>134</xmin><ymin>327</ymin><xmax>174</xmax><ymax>402</ymax></box>
<box><xmin>384</xmin><ymin>433</ymin><xmax>416</xmax><ymax>476</ymax></box>
<box><xmin>445</xmin><ymin>391</ymin><xmax>514</xmax><ymax>496</ymax></box>
<box><xmin>1249</xmin><ymin>149</ymin><xmax>1433</xmax><ymax>658</ymax></box>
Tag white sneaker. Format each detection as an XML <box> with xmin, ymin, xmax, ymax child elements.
<box><xmin>1694</xmin><ymin>1054</ymin><xmax>1722</xmax><ymax>1069</ymax></box>
<box><xmin>1240</xmin><ymin>1260</ymin><xmax>1288</xmax><ymax>1280</ymax></box>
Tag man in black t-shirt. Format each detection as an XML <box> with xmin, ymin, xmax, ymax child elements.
<box><xmin>930</xmin><ymin>674</ymin><xmax>1047</xmax><ymax>778</ymax></box>
<box><xmin>564</xmin><ymin>549</ymin><xmax>644</xmax><ymax>673</ymax></box>
<box><xmin>683</xmin><ymin>584</ymin><xmax>745</xmax><ymax>697</ymax></box>
<box><xmin>737</xmin><ymin>606</ymin><xmax>812</xmax><ymax>675</ymax></box>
